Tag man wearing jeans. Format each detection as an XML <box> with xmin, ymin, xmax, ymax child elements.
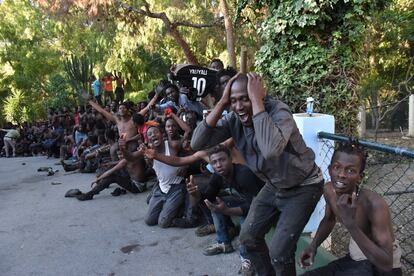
<box><xmin>186</xmin><ymin>145</ymin><xmax>263</xmax><ymax>275</ymax></box>
<box><xmin>144</xmin><ymin>125</ymin><xmax>185</xmax><ymax>228</ymax></box>
<box><xmin>191</xmin><ymin>73</ymin><xmax>324</xmax><ymax>276</ymax></box>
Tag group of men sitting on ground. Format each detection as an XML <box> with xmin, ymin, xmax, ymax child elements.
<box><xmin>1</xmin><ymin>59</ymin><xmax>403</xmax><ymax>275</ymax></box>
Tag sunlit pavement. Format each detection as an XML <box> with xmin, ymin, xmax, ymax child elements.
<box><xmin>0</xmin><ymin>156</ymin><xmax>240</xmax><ymax>276</ymax></box>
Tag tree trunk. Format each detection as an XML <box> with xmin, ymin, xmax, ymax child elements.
<box><xmin>158</xmin><ymin>13</ymin><xmax>199</xmax><ymax>65</ymax></box>
<box><xmin>169</xmin><ymin>26</ymin><xmax>199</xmax><ymax>65</ymax></box>
<box><xmin>219</xmin><ymin>0</ymin><xmax>236</xmax><ymax>68</ymax></box>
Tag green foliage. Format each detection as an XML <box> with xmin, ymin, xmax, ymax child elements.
<box><xmin>115</xmin><ymin>0</ymin><xmax>227</xmax><ymax>65</ymax></box>
<box><xmin>3</xmin><ymin>89</ymin><xmax>25</xmax><ymax>124</ymax></box>
<box><xmin>43</xmin><ymin>74</ymin><xmax>77</xmax><ymax>110</ymax></box>
<box><xmin>0</xmin><ymin>0</ymin><xmax>62</xmax><ymax>121</ymax></box>
<box><xmin>359</xmin><ymin>0</ymin><xmax>414</xmax><ymax>103</ymax></box>
<box><xmin>0</xmin><ymin>0</ymin><xmax>62</xmax><ymax>91</ymax></box>
<box><xmin>238</xmin><ymin>0</ymin><xmax>386</xmax><ymax>134</ymax></box>
<box><xmin>107</xmin><ymin>44</ymin><xmax>170</xmax><ymax>94</ymax></box>
<box><xmin>63</xmin><ymin>54</ymin><xmax>94</xmax><ymax>103</ymax></box>
<box><xmin>3</xmin><ymin>89</ymin><xmax>44</xmax><ymax>124</ymax></box>
<box><xmin>125</xmin><ymin>78</ymin><xmax>161</xmax><ymax>103</ymax></box>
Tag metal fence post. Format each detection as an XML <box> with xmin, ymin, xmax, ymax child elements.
<box><xmin>358</xmin><ymin>105</ymin><xmax>366</xmax><ymax>138</ymax></box>
<box><xmin>409</xmin><ymin>94</ymin><xmax>414</xmax><ymax>137</ymax></box>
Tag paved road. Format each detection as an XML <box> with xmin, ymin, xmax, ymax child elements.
<box><xmin>0</xmin><ymin>157</ymin><xmax>240</xmax><ymax>276</ymax></box>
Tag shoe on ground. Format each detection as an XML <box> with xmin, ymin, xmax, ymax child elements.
<box><xmin>203</xmin><ymin>242</ymin><xmax>234</xmax><ymax>256</ymax></box>
<box><xmin>195</xmin><ymin>223</ymin><xmax>215</xmax><ymax>237</ymax></box>
<box><xmin>64</xmin><ymin>189</ymin><xmax>82</xmax><ymax>198</ymax></box>
<box><xmin>239</xmin><ymin>259</ymin><xmax>255</xmax><ymax>276</ymax></box>
<box><xmin>76</xmin><ymin>193</ymin><xmax>94</xmax><ymax>201</ymax></box>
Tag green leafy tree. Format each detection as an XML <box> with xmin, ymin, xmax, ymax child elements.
<box><xmin>63</xmin><ymin>54</ymin><xmax>94</xmax><ymax>103</ymax></box>
<box><xmin>0</xmin><ymin>0</ymin><xmax>62</xmax><ymax>91</ymax></box>
<box><xmin>359</xmin><ymin>0</ymin><xmax>414</xmax><ymax>137</ymax></box>
<box><xmin>0</xmin><ymin>0</ymin><xmax>62</xmax><ymax>121</ymax></box>
<box><xmin>43</xmin><ymin>74</ymin><xmax>77</xmax><ymax>110</ymax></box>
<box><xmin>37</xmin><ymin>0</ymin><xmax>225</xmax><ymax>65</ymax></box>
<box><xmin>237</xmin><ymin>0</ymin><xmax>386</xmax><ymax>134</ymax></box>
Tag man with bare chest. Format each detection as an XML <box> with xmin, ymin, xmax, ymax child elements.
<box><xmin>89</xmin><ymin>100</ymin><xmax>136</xmax><ymax>140</ymax></box>
<box><xmin>300</xmin><ymin>143</ymin><xmax>401</xmax><ymax>276</ymax></box>
<box><xmin>75</xmin><ymin>155</ymin><xmax>148</xmax><ymax>201</ymax></box>
<box><xmin>89</xmin><ymin>100</ymin><xmax>138</xmax><ymax>161</ymax></box>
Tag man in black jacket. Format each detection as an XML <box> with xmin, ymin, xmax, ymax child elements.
<box><xmin>191</xmin><ymin>73</ymin><xmax>324</xmax><ymax>276</ymax></box>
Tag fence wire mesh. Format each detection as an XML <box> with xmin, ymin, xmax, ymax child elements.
<box><xmin>318</xmin><ymin>136</ymin><xmax>414</xmax><ymax>275</ymax></box>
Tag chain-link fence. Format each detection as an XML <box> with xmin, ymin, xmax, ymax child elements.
<box><xmin>317</xmin><ymin>132</ymin><xmax>414</xmax><ymax>275</ymax></box>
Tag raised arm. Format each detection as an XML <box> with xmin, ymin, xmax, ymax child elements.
<box><xmin>169</xmin><ymin>112</ymin><xmax>191</xmax><ymax>139</ymax></box>
<box><xmin>138</xmin><ymin>94</ymin><xmax>159</xmax><ymax>116</ymax></box>
<box><xmin>191</xmin><ymin>75</ymin><xmax>240</xmax><ymax>151</ymax></box>
<box><xmin>88</xmin><ymin>100</ymin><xmax>116</xmax><ymax>122</ymax></box>
<box><xmin>247</xmin><ymin>73</ymin><xmax>294</xmax><ymax>160</ymax></box>
<box><xmin>145</xmin><ymin>148</ymin><xmax>208</xmax><ymax>166</ymax></box>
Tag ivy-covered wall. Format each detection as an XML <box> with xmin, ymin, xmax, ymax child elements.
<box><xmin>240</xmin><ymin>0</ymin><xmax>386</xmax><ymax>134</ymax></box>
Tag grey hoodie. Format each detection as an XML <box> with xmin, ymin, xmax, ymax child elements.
<box><xmin>191</xmin><ymin>97</ymin><xmax>321</xmax><ymax>189</ymax></box>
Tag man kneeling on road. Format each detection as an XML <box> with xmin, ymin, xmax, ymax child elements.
<box><xmin>186</xmin><ymin>145</ymin><xmax>263</xmax><ymax>275</ymax></box>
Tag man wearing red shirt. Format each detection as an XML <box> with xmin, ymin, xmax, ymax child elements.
<box><xmin>102</xmin><ymin>73</ymin><xmax>114</xmax><ymax>106</ymax></box>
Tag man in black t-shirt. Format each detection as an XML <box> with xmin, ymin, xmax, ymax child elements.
<box><xmin>187</xmin><ymin>145</ymin><xmax>264</xmax><ymax>276</ymax></box>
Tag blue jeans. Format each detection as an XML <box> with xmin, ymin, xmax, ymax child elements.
<box><xmin>239</xmin><ymin>182</ymin><xmax>323</xmax><ymax>276</ymax></box>
<box><xmin>211</xmin><ymin>195</ymin><xmax>247</xmax><ymax>258</ymax></box>
<box><xmin>145</xmin><ymin>183</ymin><xmax>185</xmax><ymax>228</ymax></box>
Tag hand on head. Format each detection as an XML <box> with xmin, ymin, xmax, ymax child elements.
<box><xmin>247</xmin><ymin>72</ymin><xmax>266</xmax><ymax>104</ymax></box>
<box><xmin>219</xmin><ymin>73</ymin><xmax>240</xmax><ymax>105</ymax></box>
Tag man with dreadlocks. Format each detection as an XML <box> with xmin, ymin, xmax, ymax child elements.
<box><xmin>300</xmin><ymin>142</ymin><xmax>402</xmax><ymax>276</ymax></box>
